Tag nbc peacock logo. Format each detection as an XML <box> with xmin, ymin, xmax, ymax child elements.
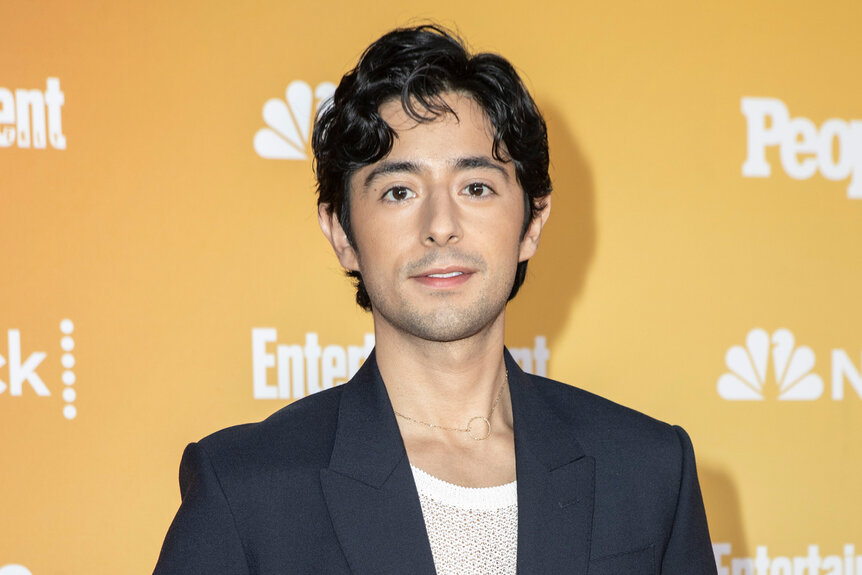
<box><xmin>717</xmin><ymin>328</ymin><xmax>824</xmax><ymax>401</ymax></box>
<box><xmin>254</xmin><ymin>80</ymin><xmax>336</xmax><ymax>160</ymax></box>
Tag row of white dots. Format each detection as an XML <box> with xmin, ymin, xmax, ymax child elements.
<box><xmin>60</xmin><ymin>319</ymin><xmax>76</xmax><ymax>420</ymax></box>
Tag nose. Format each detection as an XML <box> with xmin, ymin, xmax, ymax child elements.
<box><xmin>422</xmin><ymin>190</ymin><xmax>462</xmax><ymax>246</ymax></box>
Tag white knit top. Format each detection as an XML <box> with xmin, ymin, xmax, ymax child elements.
<box><xmin>411</xmin><ymin>465</ymin><xmax>518</xmax><ymax>575</ymax></box>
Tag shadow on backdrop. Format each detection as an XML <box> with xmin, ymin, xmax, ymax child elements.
<box><xmin>507</xmin><ymin>102</ymin><xmax>596</xmax><ymax>348</ymax></box>
<box><xmin>508</xmin><ymin>104</ymin><xmax>746</xmax><ymax>559</ymax></box>
<box><xmin>700</xmin><ymin>463</ymin><xmax>749</xmax><ymax>557</ymax></box>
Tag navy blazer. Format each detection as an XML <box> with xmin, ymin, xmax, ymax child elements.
<box><xmin>154</xmin><ymin>350</ymin><xmax>717</xmax><ymax>574</ymax></box>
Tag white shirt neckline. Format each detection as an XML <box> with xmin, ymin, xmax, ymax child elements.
<box><xmin>410</xmin><ymin>464</ymin><xmax>518</xmax><ymax>510</ymax></box>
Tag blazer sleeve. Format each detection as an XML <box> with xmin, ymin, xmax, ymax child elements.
<box><xmin>153</xmin><ymin>442</ymin><xmax>251</xmax><ymax>575</ymax></box>
<box><xmin>660</xmin><ymin>426</ymin><xmax>718</xmax><ymax>575</ymax></box>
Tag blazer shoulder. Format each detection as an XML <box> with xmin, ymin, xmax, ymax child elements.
<box><xmin>194</xmin><ymin>383</ymin><xmax>346</xmax><ymax>477</ymax></box>
<box><xmin>531</xmin><ymin>374</ymin><xmax>701</xmax><ymax>505</ymax></box>
<box><xmin>523</xmin><ymin>372</ymin><xmax>682</xmax><ymax>447</ymax></box>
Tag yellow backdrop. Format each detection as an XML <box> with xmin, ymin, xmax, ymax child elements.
<box><xmin>2</xmin><ymin>0</ymin><xmax>860</xmax><ymax>572</ymax></box>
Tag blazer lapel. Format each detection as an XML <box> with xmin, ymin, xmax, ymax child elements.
<box><xmin>507</xmin><ymin>351</ymin><xmax>596</xmax><ymax>575</ymax></box>
<box><xmin>320</xmin><ymin>351</ymin><xmax>436</xmax><ymax>575</ymax></box>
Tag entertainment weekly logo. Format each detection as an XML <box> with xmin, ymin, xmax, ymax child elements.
<box><xmin>714</xmin><ymin>542</ymin><xmax>862</xmax><ymax>575</ymax></box>
<box><xmin>717</xmin><ymin>328</ymin><xmax>862</xmax><ymax>401</ymax></box>
<box><xmin>0</xmin><ymin>320</ymin><xmax>78</xmax><ymax>419</ymax></box>
<box><xmin>0</xmin><ymin>78</ymin><xmax>66</xmax><ymax>149</ymax></box>
<box><xmin>741</xmin><ymin>97</ymin><xmax>862</xmax><ymax>198</ymax></box>
<box><xmin>253</xmin><ymin>80</ymin><xmax>335</xmax><ymax>160</ymax></box>
<box><xmin>251</xmin><ymin>328</ymin><xmax>550</xmax><ymax>400</ymax></box>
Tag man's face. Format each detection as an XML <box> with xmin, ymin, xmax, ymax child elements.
<box><xmin>323</xmin><ymin>92</ymin><xmax>546</xmax><ymax>343</ymax></box>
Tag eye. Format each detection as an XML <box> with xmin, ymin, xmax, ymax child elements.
<box><xmin>463</xmin><ymin>182</ymin><xmax>494</xmax><ymax>197</ymax></box>
<box><xmin>382</xmin><ymin>186</ymin><xmax>416</xmax><ymax>202</ymax></box>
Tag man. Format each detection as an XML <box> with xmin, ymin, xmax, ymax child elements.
<box><xmin>155</xmin><ymin>25</ymin><xmax>717</xmax><ymax>574</ymax></box>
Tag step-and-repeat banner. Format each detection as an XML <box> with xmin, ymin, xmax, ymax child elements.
<box><xmin>2</xmin><ymin>1</ymin><xmax>860</xmax><ymax>572</ymax></box>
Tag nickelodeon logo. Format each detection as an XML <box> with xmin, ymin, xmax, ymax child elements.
<box><xmin>0</xmin><ymin>78</ymin><xmax>66</xmax><ymax>150</ymax></box>
<box><xmin>0</xmin><ymin>320</ymin><xmax>78</xmax><ymax>419</ymax></box>
<box><xmin>0</xmin><ymin>566</ymin><xmax>32</xmax><ymax>575</ymax></box>
<box><xmin>251</xmin><ymin>329</ymin><xmax>550</xmax><ymax>400</ymax></box>
<box><xmin>741</xmin><ymin>97</ymin><xmax>862</xmax><ymax>198</ymax></box>
<box><xmin>254</xmin><ymin>80</ymin><xmax>335</xmax><ymax>160</ymax></box>
<box><xmin>717</xmin><ymin>328</ymin><xmax>862</xmax><ymax>401</ymax></box>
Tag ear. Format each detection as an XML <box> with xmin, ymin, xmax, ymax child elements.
<box><xmin>518</xmin><ymin>196</ymin><xmax>551</xmax><ymax>262</ymax></box>
<box><xmin>318</xmin><ymin>203</ymin><xmax>360</xmax><ymax>271</ymax></box>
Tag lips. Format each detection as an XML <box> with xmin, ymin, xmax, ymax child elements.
<box><xmin>412</xmin><ymin>266</ymin><xmax>475</xmax><ymax>288</ymax></box>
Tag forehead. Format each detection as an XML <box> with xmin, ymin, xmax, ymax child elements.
<box><xmin>374</xmin><ymin>93</ymin><xmax>499</xmax><ymax>162</ymax></box>
<box><xmin>346</xmin><ymin>92</ymin><xmax>518</xmax><ymax>197</ymax></box>
<box><xmin>379</xmin><ymin>92</ymin><xmax>493</xmax><ymax>135</ymax></box>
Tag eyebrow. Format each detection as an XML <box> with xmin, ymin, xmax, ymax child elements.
<box><xmin>363</xmin><ymin>160</ymin><xmax>422</xmax><ymax>188</ymax></box>
<box><xmin>362</xmin><ymin>155</ymin><xmax>510</xmax><ymax>189</ymax></box>
<box><xmin>453</xmin><ymin>156</ymin><xmax>510</xmax><ymax>181</ymax></box>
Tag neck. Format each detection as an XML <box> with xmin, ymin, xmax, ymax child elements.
<box><xmin>373</xmin><ymin>311</ymin><xmax>509</xmax><ymax>429</ymax></box>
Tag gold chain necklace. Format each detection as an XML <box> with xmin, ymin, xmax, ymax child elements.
<box><xmin>393</xmin><ymin>369</ymin><xmax>508</xmax><ymax>441</ymax></box>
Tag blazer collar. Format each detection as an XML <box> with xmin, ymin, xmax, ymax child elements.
<box><xmin>325</xmin><ymin>349</ymin><xmax>406</xmax><ymax>488</ymax></box>
<box><xmin>320</xmin><ymin>350</ymin><xmax>437</xmax><ymax>574</ymax></box>
<box><xmin>321</xmin><ymin>348</ymin><xmax>596</xmax><ymax>575</ymax></box>
<box><xmin>505</xmin><ymin>349</ymin><xmax>587</xmax><ymax>469</ymax></box>
<box><xmin>506</xmin><ymin>350</ymin><xmax>596</xmax><ymax>574</ymax></box>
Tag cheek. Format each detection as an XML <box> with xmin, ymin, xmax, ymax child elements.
<box><xmin>348</xmin><ymin>205</ymin><xmax>381</xmax><ymax>258</ymax></box>
<box><xmin>479</xmin><ymin>210</ymin><xmax>523</xmax><ymax>250</ymax></box>
<box><xmin>352</xmin><ymin>217</ymin><xmax>407</xmax><ymax>273</ymax></box>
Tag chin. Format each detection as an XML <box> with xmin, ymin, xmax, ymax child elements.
<box><xmin>392</xmin><ymin>304</ymin><xmax>504</xmax><ymax>343</ymax></box>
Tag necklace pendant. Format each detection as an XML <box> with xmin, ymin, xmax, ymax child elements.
<box><xmin>467</xmin><ymin>416</ymin><xmax>492</xmax><ymax>440</ymax></box>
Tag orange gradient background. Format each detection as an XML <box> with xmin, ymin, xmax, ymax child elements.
<box><xmin>1</xmin><ymin>0</ymin><xmax>861</xmax><ymax>571</ymax></box>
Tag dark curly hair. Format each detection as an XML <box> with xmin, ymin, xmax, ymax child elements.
<box><xmin>312</xmin><ymin>24</ymin><xmax>551</xmax><ymax>311</ymax></box>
